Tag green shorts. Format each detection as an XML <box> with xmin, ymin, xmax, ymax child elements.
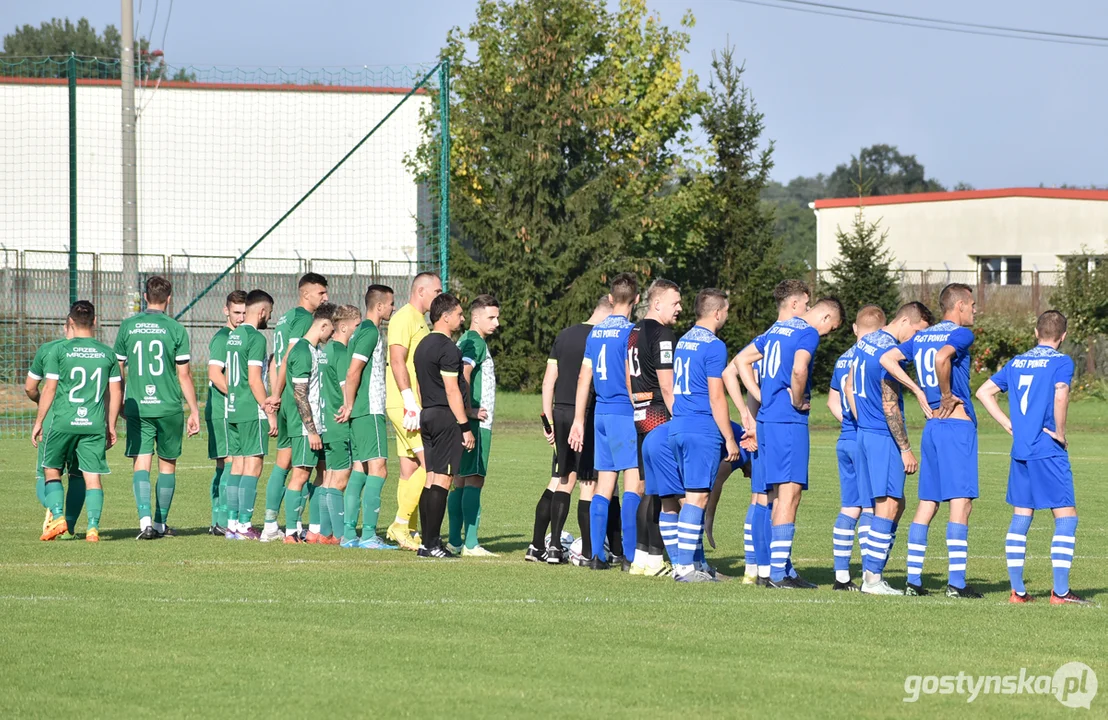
<box><xmin>277</xmin><ymin>410</ymin><xmax>292</xmax><ymax>450</ymax></box>
<box><xmin>291</xmin><ymin>435</ymin><xmax>324</xmax><ymax>469</ymax></box>
<box><xmin>229</xmin><ymin>419</ymin><xmax>268</xmax><ymax>458</ymax></box>
<box><xmin>126</xmin><ymin>413</ymin><xmax>184</xmax><ymax>459</ymax></box>
<box><xmin>207</xmin><ymin>411</ymin><xmax>231</xmax><ymax>460</ymax></box>
<box><xmin>324</xmin><ymin>437</ymin><xmax>353</xmax><ymax>471</ymax></box>
<box><xmin>42</xmin><ymin>431</ymin><xmax>109</xmax><ymax>475</ymax></box>
<box><xmin>460</xmin><ymin>424</ymin><xmax>492</xmax><ymax>477</ymax></box>
<box><xmin>351</xmin><ymin>414</ymin><xmax>388</xmax><ymax>462</ymax></box>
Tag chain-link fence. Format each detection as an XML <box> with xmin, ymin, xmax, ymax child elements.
<box><xmin>0</xmin><ymin>55</ymin><xmax>450</xmax><ymax>436</ymax></box>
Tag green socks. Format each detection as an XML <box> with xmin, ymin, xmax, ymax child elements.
<box><xmin>44</xmin><ymin>480</ymin><xmax>64</xmax><ymax>517</ymax></box>
<box><xmin>318</xmin><ymin>488</ymin><xmax>333</xmax><ymax>537</ymax></box>
<box><xmin>325</xmin><ymin>488</ymin><xmax>344</xmax><ymax>540</ymax></box>
<box><xmin>216</xmin><ymin>466</ymin><xmax>230</xmax><ymax>527</ymax></box>
<box><xmin>226</xmin><ymin>474</ymin><xmax>241</xmax><ymax>524</ymax></box>
<box><xmin>65</xmin><ymin>472</ymin><xmax>86</xmax><ymax>531</ymax></box>
<box><xmin>264</xmin><ymin>466</ymin><xmax>289</xmax><ymax>522</ymax></box>
<box><xmin>362</xmin><ymin>475</ymin><xmax>386</xmax><ymax>540</ymax></box>
<box><xmin>154</xmin><ymin>473</ymin><xmax>176</xmax><ymax>525</ymax></box>
<box><xmin>344</xmin><ymin>471</ymin><xmax>367</xmax><ymax>541</ymax></box>
<box><xmin>210</xmin><ymin>469</ymin><xmax>221</xmax><ymax>525</ymax></box>
<box><xmin>133</xmin><ymin>470</ymin><xmax>152</xmax><ymax>522</ymax></box>
<box><xmin>85</xmin><ymin>488</ymin><xmax>104</xmax><ymax>530</ymax></box>
<box><xmin>463</xmin><ymin>486</ymin><xmax>483</xmax><ymax>550</ymax></box>
<box><xmin>238</xmin><ymin>475</ymin><xmax>259</xmax><ymax>525</ymax></box>
<box><xmin>284</xmin><ymin>487</ymin><xmax>304</xmax><ymax>533</ymax></box>
<box><xmin>448</xmin><ymin>486</ymin><xmax>464</xmax><ymax>548</ymax></box>
<box><xmin>36</xmin><ymin>474</ymin><xmax>47</xmax><ymax>507</ymax></box>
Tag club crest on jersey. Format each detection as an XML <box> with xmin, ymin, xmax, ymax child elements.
<box><xmin>145</xmin><ymin>384</ymin><xmax>156</xmax><ymax>396</ymax></box>
<box><xmin>77</xmin><ymin>406</ymin><xmax>88</xmax><ymax>418</ymax></box>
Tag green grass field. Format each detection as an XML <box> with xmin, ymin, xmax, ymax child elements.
<box><xmin>2</xmin><ymin>393</ymin><xmax>1104</xmax><ymax>717</ymax></box>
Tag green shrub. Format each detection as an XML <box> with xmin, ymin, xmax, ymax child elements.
<box><xmin>971</xmin><ymin>314</ymin><xmax>1036</xmax><ymax>375</ymax></box>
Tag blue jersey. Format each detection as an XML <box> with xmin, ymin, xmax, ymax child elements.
<box><xmin>852</xmin><ymin>330</ymin><xmax>904</xmax><ymax>436</ymax></box>
<box><xmin>899</xmin><ymin>320</ymin><xmax>976</xmax><ymax>424</ymax></box>
<box><xmin>990</xmin><ymin>346</ymin><xmax>1074</xmax><ymax>460</ymax></box>
<box><xmin>830</xmin><ymin>346</ymin><xmax>857</xmax><ymax>437</ymax></box>
<box><xmin>671</xmin><ymin>325</ymin><xmax>728</xmax><ymax>432</ymax></box>
<box><xmin>583</xmin><ymin>314</ymin><xmax>634</xmax><ymax>416</ymax></box>
<box><xmin>752</xmin><ymin>318</ymin><xmax>819</xmax><ymax>424</ymax></box>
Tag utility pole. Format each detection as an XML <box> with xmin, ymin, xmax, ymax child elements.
<box><xmin>121</xmin><ymin>0</ymin><xmax>139</xmax><ymax>317</ymax></box>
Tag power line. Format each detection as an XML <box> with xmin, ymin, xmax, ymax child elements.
<box><xmin>722</xmin><ymin>0</ymin><xmax>1108</xmax><ymax>48</ymax></box>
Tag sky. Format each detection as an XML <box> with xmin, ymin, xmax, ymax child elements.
<box><xmin>3</xmin><ymin>0</ymin><xmax>1105</xmax><ymax>190</ymax></box>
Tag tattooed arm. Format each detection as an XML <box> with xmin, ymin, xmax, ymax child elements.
<box><xmin>882</xmin><ymin>378</ymin><xmax>918</xmax><ymax>474</ymax></box>
<box><xmin>293</xmin><ymin>381</ymin><xmax>322</xmax><ymax>450</ymax></box>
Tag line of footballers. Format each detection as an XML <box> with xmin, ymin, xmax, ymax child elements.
<box><xmin>527</xmin><ymin>274</ymin><xmax>1088</xmax><ymax>602</ymax></box>
<box><xmin>28</xmin><ymin>272</ymin><xmax>508</xmax><ymax>559</ymax></box>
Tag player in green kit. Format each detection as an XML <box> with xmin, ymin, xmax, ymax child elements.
<box><xmin>447</xmin><ymin>294</ymin><xmax>501</xmax><ymax>557</ymax></box>
<box><xmin>32</xmin><ymin>301</ymin><xmax>121</xmax><ymax>542</ymax></box>
<box><xmin>336</xmin><ymin>284</ymin><xmax>397</xmax><ymax>549</ymax></box>
<box><xmin>225</xmin><ymin>290</ymin><xmax>276</xmax><ymax>540</ymax></box>
<box><xmin>262</xmin><ymin>273</ymin><xmax>329</xmax><ymax>538</ymax></box>
<box><xmin>278</xmin><ymin>304</ymin><xmax>335</xmax><ymax>542</ymax></box>
<box><xmin>318</xmin><ymin>305</ymin><xmax>360</xmax><ymax>546</ymax></box>
<box><xmin>114</xmin><ymin>276</ymin><xmax>201</xmax><ymax>540</ymax></box>
<box><xmin>27</xmin><ymin>320</ymin><xmax>85</xmax><ymax>538</ymax></box>
<box><xmin>206</xmin><ymin>290</ymin><xmax>247</xmax><ymax>536</ymax></box>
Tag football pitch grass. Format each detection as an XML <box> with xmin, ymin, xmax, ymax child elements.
<box><xmin>1</xmin><ymin>394</ymin><xmax>1104</xmax><ymax>718</ymax></box>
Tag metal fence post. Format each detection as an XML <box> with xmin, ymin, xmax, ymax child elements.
<box><xmin>68</xmin><ymin>53</ymin><xmax>78</xmax><ymax>306</ymax></box>
<box><xmin>437</xmin><ymin>57</ymin><xmax>451</xmax><ymax>287</ymax></box>
<box><xmin>1031</xmin><ymin>271</ymin><xmax>1040</xmax><ymax>316</ymax></box>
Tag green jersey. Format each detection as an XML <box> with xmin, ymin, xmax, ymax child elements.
<box><xmin>284</xmin><ymin>339</ymin><xmax>326</xmax><ymax>437</ymax></box>
<box><xmin>206</xmin><ymin>326</ymin><xmax>232</xmax><ymax>418</ymax></box>
<box><xmin>30</xmin><ymin>337</ymin><xmax>68</xmax><ymax>427</ymax></box>
<box><xmin>273</xmin><ymin>307</ymin><xmax>312</xmax><ymax>372</ymax></box>
<box><xmin>349</xmin><ymin>320</ymin><xmax>386</xmax><ymax>418</ymax></box>
<box><xmin>226</xmin><ymin>323</ymin><xmax>268</xmax><ymax>423</ymax></box>
<box><xmin>44</xmin><ymin>337</ymin><xmax>121</xmax><ymax>435</ymax></box>
<box><xmin>322</xmin><ymin>339</ymin><xmax>350</xmax><ymax>443</ymax></box>
<box><xmin>114</xmin><ymin>310</ymin><xmax>191</xmax><ymax>418</ymax></box>
<box><xmin>458</xmin><ymin>330</ymin><xmax>495</xmax><ymax>430</ymax></box>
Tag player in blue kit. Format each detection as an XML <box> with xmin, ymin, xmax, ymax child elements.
<box><xmin>844</xmin><ymin>302</ymin><xmax>933</xmax><ymax>596</ymax></box>
<box><xmin>976</xmin><ymin>311</ymin><xmax>1089</xmax><ymax>605</ymax></box>
<box><xmin>569</xmin><ymin>273</ymin><xmax>640</xmax><ymax>570</ymax></box>
<box><xmin>826</xmin><ymin>304</ymin><xmax>886</xmax><ymax>591</ymax></box>
<box><xmin>666</xmin><ymin>289</ymin><xmax>742</xmax><ymax>582</ymax></box>
<box><xmin>880</xmin><ymin>284</ymin><xmax>981</xmax><ymax>598</ymax></box>
<box><xmin>733</xmin><ymin>297</ymin><xmax>845</xmax><ymax>588</ymax></box>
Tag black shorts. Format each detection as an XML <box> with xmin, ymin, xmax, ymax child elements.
<box><xmin>551</xmin><ymin>405</ymin><xmax>596</xmax><ymax>481</ymax></box>
<box><xmin>420</xmin><ymin>407</ymin><xmax>463</xmax><ymax>476</ymax></box>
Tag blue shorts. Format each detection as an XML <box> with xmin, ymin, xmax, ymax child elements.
<box><xmin>756</xmin><ymin>421</ymin><xmax>809</xmax><ymax>489</ymax></box>
<box><xmin>837</xmin><ymin>433</ymin><xmax>863</xmax><ymax>508</ymax></box>
<box><xmin>669</xmin><ymin>428</ymin><xmax>723</xmax><ymax>493</ymax></box>
<box><xmin>1007</xmin><ymin>456</ymin><xmax>1075</xmax><ymax>510</ymax></box>
<box><xmin>643</xmin><ymin>424</ymin><xmax>682</xmax><ymax>497</ymax></box>
<box><xmin>856</xmin><ymin>429</ymin><xmax>905</xmax><ymax>500</ymax></box>
<box><xmin>593</xmin><ymin>413</ymin><xmax>638</xmax><ymax>472</ymax></box>
<box><xmin>919</xmin><ymin>419</ymin><xmax>979</xmax><ymax>502</ymax></box>
<box><xmin>751</xmin><ymin>442</ymin><xmax>766</xmax><ymax>494</ymax></box>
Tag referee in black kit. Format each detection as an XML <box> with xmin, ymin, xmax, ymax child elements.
<box><xmin>413</xmin><ymin>293</ymin><xmax>474</xmax><ymax>559</ymax></box>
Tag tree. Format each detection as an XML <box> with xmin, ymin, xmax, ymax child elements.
<box><xmin>816</xmin><ymin>206</ymin><xmax>902</xmax><ymax>387</ymax></box>
<box><xmin>826</xmin><ymin>144</ymin><xmax>945</xmax><ymax>198</ymax></box>
<box><xmin>1052</xmin><ymin>252</ymin><xmax>1108</xmax><ymax>375</ymax></box>
<box><xmin>689</xmin><ymin>45</ymin><xmax>792</xmax><ymax>350</ymax></box>
<box><xmin>1</xmin><ymin>17</ymin><xmax>170</xmax><ymax>80</ymax></box>
<box><xmin>413</xmin><ymin>0</ymin><xmax>706</xmax><ymax>389</ymax></box>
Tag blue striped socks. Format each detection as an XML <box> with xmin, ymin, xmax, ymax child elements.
<box><xmin>1052</xmin><ymin>516</ymin><xmax>1078</xmax><ymax>596</ymax></box>
<box><xmin>743</xmin><ymin>504</ymin><xmax>758</xmax><ymax>574</ymax></box>
<box><xmin>906</xmin><ymin>522</ymin><xmax>929</xmax><ymax>586</ymax></box>
<box><xmin>857</xmin><ymin>510</ymin><xmax>873</xmax><ymax>562</ymax></box>
<box><xmin>863</xmin><ymin>516</ymin><xmax>893</xmax><ymax>576</ymax></box>
<box><xmin>753</xmin><ymin>503</ymin><xmax>770</xmax><ymax>578</ymax></box>
<box><xmin>676</xmin><ymin>504</ymin><xmax>704</xmax><ymax>573</ymax></box>
<box><xmin>659</xmin><ymin>511</ymin><xmax>679</xmax><ymax>563</ymax></box>
<box><xmin>946</xmin><ymin>522</ymin><xmax>969</xmax><ymax>589</ymax></box>
<box><xmin>621</xmin><ymin>492</ymin><xmax>640</xmax><ymax>562</ymax></box>
<box><xmin>832</xmin><ymin>513</ymin><xmax>857</xmax><ymax>582</ymax></box>
<box><xmin>1005</xmin><ymin>513</ymin><xmax>1032</xmax><ymax>594</ymax></box>
<box><xmin>769</xmin><ymin>523</ymin><xmax>795</xmax><ymax>582</ymax></box>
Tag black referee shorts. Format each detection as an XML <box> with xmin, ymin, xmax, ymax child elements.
<box><xmin>551</xmin><ymin>406</ymin><xmax>596</xmax><ymax>481</ymax></box>
<box><xmin>420</xmin><ymin>407</ymin><xmax>463</xmax><ymax>476</ymax></box>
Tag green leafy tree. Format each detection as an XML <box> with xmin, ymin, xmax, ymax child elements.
<box><xmin>826</xmin><ymin>143</ymin><xmax>945</xmax><ymax>198</ymax></box>
<box><xmin>690</xmin><ymin>45</ymin><xmax>792</xmax><ymax>349</ymax></box>
<box><xmin>1052</xmin><ymin>251</ymin><xmax>1108</xmax><ymax>375</ymax></box>
<box><xmin>413</xmin><ymin>0</ymin><xmax>706</xmax><ymax>389</ymax></box>
<box><xmin>762</xmin><ymin>174</ymin><xmax>827</xmax><ymax>270</ymax></box>
<box><xmin>1</xmin><ymin>17</ymin><xmax>172</xmax><ymax>80</ymax></box>
<box><xmin>816</xmin><ymin>207</ymin><xmax>902</xmax><ymax>387</ymax></box>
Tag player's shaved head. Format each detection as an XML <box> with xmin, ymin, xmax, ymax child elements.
<box><xmin>596</xmin><ymin>294</ymin><xmax>613</xmax><ymax>311</ymax></box>
<box><xmin>312</xmin><ymin>302</ymin><xmax>336</xmax><ymax>322</ymax></box>
<box><xmin>939</xmin><ymin>283</ymin><xmax>973</xmax><ymax>314</ymax></box>
<box><xmin>609</xmin><ymin>272</ymin><xmax>639</xmax><ymax>307</ymax></box>
<box><xmin>646</xmin><ymin>279</ymin><xmax>680</xmax><ymax>304</ymax></box>
<box><xmin>245</xmin><ymin>289</ymin><xmax>274</xmax><ymax>308</ymax></box>
<box><xmin>1036</xmin><ymin>310</ymin><xmax>1067</xmax><ymax>342</ymax></box>
<box><xmin>893</xmin><ymin>301</ymin><xmax>934</xmax><ymax>326</ymax></box>
<box><xmin>145</xmin><ymin>276</ymin><xmax>172</xmax><ymax>305</ymax></box>
<box><xmin>470</xmin><ymin>294</ymin><xmax>499</xmax><ymax>313</ymax></box>
<box><xmin>412</xmin><ymin>271</ymin><xmax>440</xmax><ymax>291</ymax></box>
<box><xmin>812</xmin><ymin>297</ymin><xmax>845</xmax><ymax>323</ymax></box>
<box><xmin>299</xmin><ymin>272</ymin><xmax>328</xmax><ymax>289</ymax></box>
<box><xmin>226</xmin><ymin>290</ymin><xmax>247</xmax><ymax>307</ymax></box>
<box><xmin>429</xmin><ymin>293</ymin><xmax>461</xmax><ymax>324</ymax></box>
<box><xmin>773</xmin><ymin>279</ymin><xmax>810</xmax><ymax>308</ymax></box>
<box><xmin>694</xmin><ymin>288</ymin><xmax>728</xmax><ymax>319</ymax></box>
<box><xmin>364</xmin><ymin>284</ymin><xmax>394</xmax><ymax>309</ymax></box>
<box><xmin>68</xmin><ymin>300</ymin><xmax>96</xmax><ymax>328</ymax></box>
<box><xmin>855</xmin><ymin>304</ymin><xmax>886</xmax><ymax>330</ymax></box>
